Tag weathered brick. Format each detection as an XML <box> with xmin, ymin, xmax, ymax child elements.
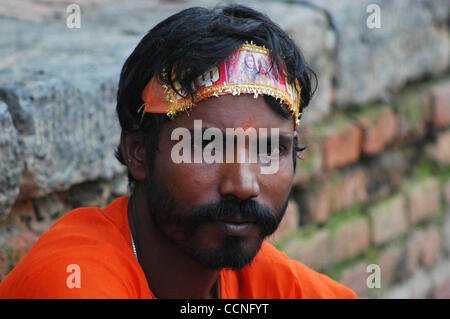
<box><xmin>32</xmin><ymin>193</ymin><xmax>66</xmax><ymax>221</ymax></box>
<box><xmin>0</xmin><ymin>250</ymin><xmax>8</xmax><ymax>281</ymax></box>
<box><xmin>338</xmin><ymin>261</ymin><xmax>370</xmax><ymax>297</ymax></box>
<box><xmin>383</xmin><ymin>269</ymin><xmax>431</xmax><ymax>299</ymax></box>
<box><xmin>430</xmin><ymin>82</ymin><xmax>450</xmax><ymax>128</ymax></box>
<box><xmin>421</xmin><ymin>226</ymin><xmax>441</xmax><ymax>268</ymax></box>
<box><xmin>365</xmin><ymin>150</ymin><xmax>409</xmax><ymax>200</ymax></box>
<box><xmin>304</xmin><ymin>168</ymin><xmax>368</xmax><ymax>224</ymax></box>
<box><xmin>378</xmin><ymin>243</ymin><xmax>403</xmax><ymax>286</ymax></box>
<box><xmin>426</xmin><ymin>129</ymin><xmax>450</xmax><ymax>165</ymax></box>
<box><xmin>406</xmin><ymin>177</ymin><xmax>440</xmax><ymax>225</ymax></box>
<box><xmin>5</xmin><ymin>230</ymin><xmax>39</xmax><ymax>266</ymax></box>
<box><xmin>406</xmin><ymin>230</ymin><xmax>425</xmax><ymax>274</ymax></box>
<box><xmin>443</xmin><ymin>212</ymin><xmax>450</xmax><ymax>255</ymax></box>
<box><xmin>331</xmin><ymin>168</ymin><xmax>368</xmax><ymax>213</ymax></box>
<box><xmin>331</xmin><ymin>216</ymin><xmax>370</xmax><ymax>263</ymax></box>
<box><xmin>283</xmin><ymin>229</ymin><xmax>330</xmax><ymax>271</ymax></box>
<box><xmin>323</xmin><ymin>123</ymin><xmax>362</xmax><ymax>170</ymax></box>
<box><xmin>445</xmin><ymin>180</ymin><xmax>450</xmax><ymax>206</ymax></box>
<box><xmin>66</xmin><ymin>180</ymin><xmax>111</xmax><ymax>209</ymax></box>
<box><xmin>430</xmin><ymin>260</ymin><xmax>450</xmax><ymax>299</ymax></box>
<box><xmin>304</xmin><ymin>182</ymin><xmax>332</xmax><ymax>224</ymax></box>
<box><xmin>433</xmin><ymin>279</ymin><xmax>450</xmax><ymax>299</ymax></box>
<box><xmin>7</xmin><ymin>199</ymin><xmax>37</xmax><ymax>227</ymax></box>
<box><xmin>406</xmin><ymin>226</ymin><xmax>441</xmax><ymax>274</ymax></box>
<box><xmin>268</xmin><ymin>200</ymin><xmax>299</xmax><ymax>244</ymax></box>
<box><xmin>294</xmin><ymin>126</ymin><xmax>324</xmax><ymax>186</ymax></box>
<box><xmin>358</xmin><ymin>105</ymin><xmax>398</xmax><ymax>155</ymax></box>
<box><xmin>395</xmin><ymin>91</ymin><xmax>431</xmax><ymax>144</ymax></box>
<box><xmin>369</xmin><ymin>195</ymin><xmax>408</xmax><ymax>245</ymax></box>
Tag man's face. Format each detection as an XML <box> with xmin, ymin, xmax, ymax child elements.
<box><xmin>244</xmin><ymin>55</ymin><xmax>255</xmax><ymax>70</ymax></box>
<box><xmin>145</xmin><ymin>94</ymin><xmax>295</xmax><ymax>270</ymax></box>
<box><xmin>259</xmin><ymin>60</ymin><xmax>268</xmax><ymax>75</ymax></box>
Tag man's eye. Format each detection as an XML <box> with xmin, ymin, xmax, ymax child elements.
<box><xmin>258</xmin><ymin>139</ymin><xmax>286</xmax><ymax>156</ymax></box>
<box><xmin>268</xmin><ymin>145</ymin><xmax>287</xmax><ymax>156</ymax></box>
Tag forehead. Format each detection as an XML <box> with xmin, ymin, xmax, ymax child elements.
<box><xmin>165</xmin><ymin>94</ymin><xmax>294</xmax><ymax>131</ymax></box>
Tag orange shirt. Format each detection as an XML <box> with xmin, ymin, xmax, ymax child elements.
<box><xmin>0</xmin><ymin>196</ymin><xmax>357</xmax><ymax>299</ymax></box>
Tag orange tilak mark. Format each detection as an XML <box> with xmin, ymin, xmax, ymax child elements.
<box><xmin>241</xmin><ymin>121</ymin><xmax>256</xmax><ymax>132</ymax></box>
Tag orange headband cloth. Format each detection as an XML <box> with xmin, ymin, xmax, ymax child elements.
<box><xmin>141</xmin><ymin>43</ymin><xmax>302</xmax><ymax>126</ymax></box>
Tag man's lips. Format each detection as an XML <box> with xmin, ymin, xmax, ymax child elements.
<box><xmin>214</xmin><ymin>217</ymin><xmax>256</xmax><ymax>224</ymax></box>
<box><xmin>208</xmin><ymin>217</ymin><xmax>257</xmax><ymax>236</ymax></box>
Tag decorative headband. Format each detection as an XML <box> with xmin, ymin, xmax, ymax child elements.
<box><xmin>141</xmin><ymin>43</ymin><xmax>302</xmax><ymax>126</ymax></box>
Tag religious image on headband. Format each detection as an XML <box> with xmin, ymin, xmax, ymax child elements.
<box><xmin>141</xmin><ymin>43</ymin><xmax>302</xmax><ymax>127</ymax></box>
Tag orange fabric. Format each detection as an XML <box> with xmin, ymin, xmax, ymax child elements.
<box><xmin>142</xmin><ymin>77</ymin><xmax>171</xmax><ymax>114</ymax></box>
<box><xmin>0</xmin><ymin>197</ymin><xmax>357</xmax><ymax>299</ymax></box>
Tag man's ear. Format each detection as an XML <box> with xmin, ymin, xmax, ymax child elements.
<box><xmin>120</xmin><ymin>132</ymin><xmax>147</xmax><ymax>182</ymax></box>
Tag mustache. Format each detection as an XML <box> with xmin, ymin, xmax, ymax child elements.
<box><xmin>188</xmin><ymin>198</ymin><xmax>280</xmax><ymax>235</ymax></box>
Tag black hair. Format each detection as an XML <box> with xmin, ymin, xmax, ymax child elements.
<box><xmin>115</xmin><ymin>4</ymin><xmax>315</xmax><ymax>190</ymax></box>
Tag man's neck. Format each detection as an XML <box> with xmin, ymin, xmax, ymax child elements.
<box><xmin>127</xmin><ymin>190</ymin><xmax>221</xmax><ymax>299</ymax></box>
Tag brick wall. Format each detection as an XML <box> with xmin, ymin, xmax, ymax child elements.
<box><xmin>267</xmin><ymin>77</ymin><xmax>450</xmax><ymax>298</ymax></box>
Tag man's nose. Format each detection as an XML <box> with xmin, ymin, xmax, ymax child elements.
<box><xmin>219</xmin><ymin>162</ymin><xmax>260</xmax><ymax>201</ymax></box>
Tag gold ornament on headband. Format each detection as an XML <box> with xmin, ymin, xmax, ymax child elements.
<box><xmin>141</xmin><ymin>43</ymin><xmax>302</xmax><ymax>126</ymax></box>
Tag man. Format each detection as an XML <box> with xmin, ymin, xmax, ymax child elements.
<box><xmin>238</xmin><ymin>52</ymin><xmax>257</xmax><ymax>83</ymax></box>
<box><xmin>255</xmin><ymin>57</ymin><xmax>275</xmax><ymax>86</ymax></box>
<box><xmin>0</xmin><ymin>5</ymin><xmax>357</xmax><ymax>299</ymax></box>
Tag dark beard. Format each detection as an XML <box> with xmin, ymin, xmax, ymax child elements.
<box><xmin>145</xmin><ymin>175</ymin><xmax>289</xmax><ymax>270</ymax></box>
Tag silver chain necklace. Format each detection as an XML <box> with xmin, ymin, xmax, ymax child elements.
<box><xmin>131</xmin><ymin>232</ymin><xmax>138</xmax><ymax>259</ymax></box>
<box><xmin>130</xmin><ymin>228</ymin><xmax>220</xmax><ymax>298</ymax></box>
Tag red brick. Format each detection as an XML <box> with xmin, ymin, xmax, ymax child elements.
<box><xmin>406</xmin><ymin>178</ymin><xmax>440</xmax><ymax>225</ymax></box>
<box><xmin>444</xmin><ymin>213</ymin><xmax>450</xmax><ymax>255</ymax></box>
<box><xmin>406</xmin><ymin>230</ymin><xmax>425</xmax><ymax>274</ymax></box>
<box><xmin>323</xmin><ymin>123</ymin><xmax>362</xmax><ymax>170</ymax></box>
<box><xmin>268</xmin><ymin>200</ymin><xmax>299</xmax><ymax>244</ymax></box>
<box><xmin>445</xmin><ymin>180</ymin><xmax>450</xmax><ymax>206</ymax></box>
<box><xmin>431</xmin><ymin>82</ymin><xmax>450</xmax><ymax>128</ymax></box>
<box><xmin>421</xmin><ymin>227</ymin><xmax>441</xmax><ymax>268</ymax></box>
<box><xmin>283</xmin><ymin>230</ymin><xmax>330</xmax><ymax>271</ymax></box>
<box><xmin>338</xmin><ymin>261</ymin><xmax>370</xmax><ymax>297</ymax></box>
<box><xmin>359</xmin><ymin>106</ymin><xmax>398</xmax><ymax>155</ymax></box>
<box><xmin>331</xmin><ymin>216</ymin><xmax>370</xmax><ymax>263</ymax></box>
<box><xmin>433</xmin><ymin>279</ymin><xmax>450</xmax><ymax>299</ymax></box>
<box><xmin>305</xmin><ymin>182</ymin><xmax>332</xmax><ymax>224</ymax></box>
<box><xmin>5</xmin><ymin>230</ymin><xmax>39</xmax><ymax>266</ymax></box>
<box><xmin>305</xmin><ymin>168</ymin><xmax>368</xmax><ymax>224</ymax></box>
<box><xmin>378</xmin><ymin>244</ymin><xmax>403</xmax><ymax>286</ymax></box>
<box><xmin>293</xmin><ymin>126</ymin><xmax>324</xmax><ymax>186</ymax></box>
<box><xmin>406</xmin><ymin>226</ymin><xmax>441</xmax><ymax>274</ymax></box>
<box><xmin>331</xmin><ymin>168</ymin><xmax>368</xmax><ymax>212</ymax></box>
<box><xmin>369</xmin><ymin>195</ymin><xmax>408</xmax><ymax>245</ymax></box>
<box><xmin>426</xmin><ymin>130</ymin><xmax>450</xmax><ymax>165</ymax></box>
